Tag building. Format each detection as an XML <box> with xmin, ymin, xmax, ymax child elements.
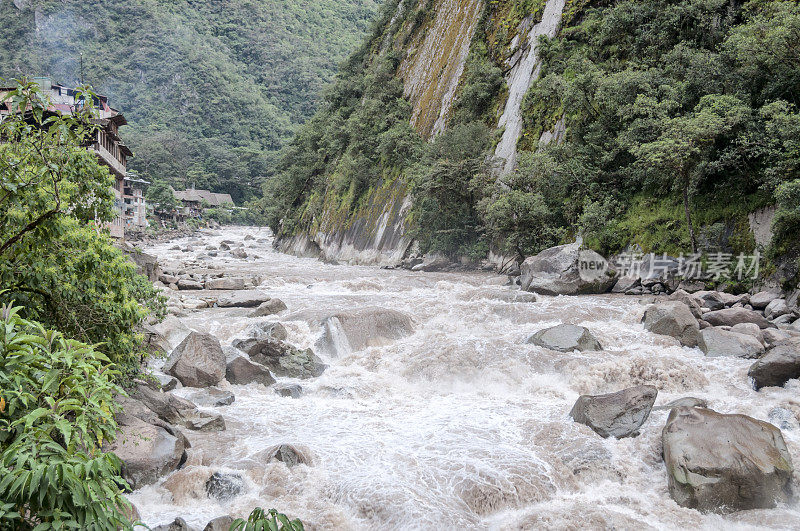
<box><xmin>0</xmin><ymin>77</ymin><xmax>134</xmax><ymax>238</ymax></box>
<box><xmin>173</xmin><ymin>186</ymin><xmax>234</xmax><ymax>218</ymax></box>
<box><xmin>123</xmin><ymin>171</ymin><xmax>150</xmax><ymax>230</ymax></box>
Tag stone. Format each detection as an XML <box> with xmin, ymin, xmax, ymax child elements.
<box><xmin>750</xmin><ymin>291</ymin><xmax>782</xmax><ymax>310</ymax></box>
<box><xmin>667</xmin><ymin>290</ymin><xmax>703</xmax><ymax>319</ymax></box>
<box><xmin>145</xmin><ymin>316</ymin><xmax>191</xmax><ymax>352</ymax></box>
<box><xmin>730</xmin><ymin>323</ymin><xmax>764</xmax><ymax>344</ymax></box>
<box><xmin>702</xmin><ymin>308</ymin><xmax>776</xmax><ymax>329</ymax></box>
<box><xmin>216</xmin><ymin>290</ymin><xmax>271</xmax><ymax>308</ymax></box>
<box><xmin>231</xmin><ymin>248</ymin><xmax>248</xmax><ymax>259</ymax></box>
<box><xmin>152</xmin><ymin>517</ymin><xmax>198</xmax><ymax>531</ymax></box>
<box><xmin>489</xmin><ymin>289</ymin><xmax>538</xmax><ymax>303</ymax></box>
<box><xmin>317</xmin><ymin>308</ymin><xmax>415</xmax><ymax>356</ymax></box>
<box><xmin>698</xmin><ymin>292</ymin><xmax>726</xmax><ymax>311</ymax></box>
<box><xmin>520</xmin><ymin>241</ymin><xmax>618</xmax><ymax>295</ymax></box>
<box><xmin>611</xmin><ymin>276</ymin><xmax>640</xmax><ymax>294</ymax></box>
<box><xmin>154</xmin><ymin>373</ymin><xmax>180</xmax><ymax>392</ymax></box>
<box><xmin>699</xmin><ymin>328</ymin><xmax>765</xmax><ymax>359</ymax></box>
<box><xmin>677</xmin><ymin>280</ymin><xmax>706</xmax><ymax>293</ymax></box>
<box><xmin>773</xmin><ymin>314</ymin><xmax>794</xmax><ymax>327</ymax></box>
<box><xmin>177</xmin><ymin>279</ymin><xmax>204</xmax><ymax>290</ymax></box>
<box><xmin>765</xmin><ymin>299</ymin><xmax>790</xmax><ymax>320</ymax></box>
<box><xmin>526</xmin><ymin>324</ymin><xmax>602</xmax><ymax>352</ymax></box>
<box><xmin>205</xmin><ymin>472</ymin><xmax>244</xmax><ymax>501</ymax></box>
<box><xmin>164</xmin><ymin>332</ymin><xmax>226</xmax><ymax>387</ymax></box>
<box><xmin>274</xmin><ymin>384</ymin><xmax>303</xmax><ymax>398</ymax></box>
<box><xmin>226</xmin><ymin>356</ymin><xmax>276</xmax><ymax>386</ymax></box>
<box><xmin>160</xmin><ymin>273</ymin><xmax>179</xmax><ymax>285</ymax></box>
<box><xmin>108</xmin><ymin>417</ymin><xmax>185</xmax><ymax>490</ymax></box>
<box><xmin>186</xmin><ymin>414</ymin><xmax>226</xmax><ymax>432</ymax></box>
<box><xmin>748</xmin><ymin>339</ymin><xmax>800</xmax><ymax>390</ymax></box>
<box><xmin>238</xmin><ymin>338</ymin><xmax>326</xmax><ymax>379</ymax></box>
<box><xmin>662</xmin><ymin>407</ymin><xmax>793</xmax><ymax>512</ymax></box>
<box><xmin>763</xmin><ymin>328</ymin><xmax>792</xmax><ymax>347</ymax></box>
<box><xmin>642</xmin><ymin>302</ymin><xmax>701</xmax><ymax>347</ymax></box>
<box><xmin>183</xmin><ymin>387</ymin><xmax>235</xmax><ymax>407</ymax></box>
<box><xmin>204</xmin><ymin>516</ymin><xmax>235</xmax><ymax>531</ymax></box>
<box><xmin>569</xmin><ymin>385</ymin><xmax>658</xmax><ymax>439</ymax></box>
<box><xmin>261</xmin><ymin>444</ymin><xmax>309</xmax><ymax>468</ymax></box>
<box><xmin>250</xmin><ymin>298</ymin><xmax>288</xmax><ymax>317</ymax></box>
<box><xmin>205</xmin><ymin>277</ymin><xmax>247</xmax><ymax>290</ymax></box>
<box><xmin>131</xmin><ymin>384</ymin><xmax>198</xmax><ymax>425</ymax></box>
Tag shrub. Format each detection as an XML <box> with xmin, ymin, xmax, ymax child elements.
<box><xmin>231</xmin><ymin>508</ymin><xmax>304</xmax><ymax>531</ymax></box>
<box><xmin>0</xmin><ymin>304</ymin><xmax>134</xmax><ymax>529</ymax></box>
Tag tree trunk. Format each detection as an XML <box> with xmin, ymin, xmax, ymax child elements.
<box><xmin>682</xmin><ymin>181</ymin><xmax>697</xmax><ymax>253</ymax></box>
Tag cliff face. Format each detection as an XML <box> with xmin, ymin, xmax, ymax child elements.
<box><xmin>278</xmin><ymin>0</ymin><xmax>564</xmax><ymax>265</ymax></box>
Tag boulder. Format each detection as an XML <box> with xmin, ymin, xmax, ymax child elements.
<box><xmin>108</xmin><ymin>417</ymin><xmax>185</xmax><ymax>490</ymax></box>
<box><xmin>667</xmin><ymin>290</ymin><xmax>703</xmax><ymax>319</ymax></box>
<box><xmin>526</xmin><ymin>324</ymin><xmax>602</xmax><ymax>352</ymax></box>
<box><xmin>204</xmin><ymin>516</ymin><xmax>235</xmax><ymax>531</ymax></box>
<box><xmin>765</xmin><ymin>299</ymin><xmax>791</xmax><ymax>320</ymax></box>
<box><xmin>226</xmin><ymin>356</ymin><xmax>276</xmax><ymax>386</ymax></box>
<box><xmin>698</xmin><ymin>328</ymin><xmax>765</xmax><ymax>359</ymax></box>
<box><xmin>183</xmin><ymin>387</ymin><xmax>235</xmax><ymax>407</ymax></box>
<box><xmin>750</xmin><ymin>291</ymin><xmax>782</xmax><ymax>310</ymax></box>
<box><xmin>642</xmin><ymin>302</ymin><xmax>701</xmax><ymax>347</ymax></box>
<box><xmin>259</xmin><ymin>444</ymin><xmax>310</xmax><ymax>468</ymax></box>
<box><xmin>205</xmin><ymin>472</ymin><xmax>244</xmax><ymax>501</ymax></box>
<box><xmin>702</xmin><ymin>308</ymin><xmax>776</xmax><ymax>329</ymax></box>
<box><xmin>145</xmin><ymin>316</ymin><xmax>191</xmax><ymax>352</ymax></box>
<box><xmin>131</xmin><ymin>384</ymin><xmax>225</xmax><ymax>431</ymax></box>
<box><xmin>662</xmin><ymin>407</ymin><xmax>793</xmax><ymax>512</ymax></box>
<box><xmin>763</xmin><ymin>328</ymin><xmax>792</xmax><ymax>347</ymax></box>
<box><xmin>238</xmin><ymin>338</ymin><xmax>326</xmax><ymax>379</ymax></box>
<box><xmin>152</xmin><ymin>518</ymin><xmax>198</xmax><ymax>531</ymax></box>
<box><xmin>164</xmin><ymin>332</ymin><xmax>226</xmax><ymax>387</ymax></box>
<box><xmin>520</xmin><ymin>241</ymin><xmax>618</xmax><ymax>295</ymax></box>
<box><xmin>748</xmin><ymin>339</ymin><xmax>800</xmax><ymax>390</ymax></box>
<box><xmin>569</xmin><ymin>385</ymin><xmax>658</xmax><ymax>439</ymax></box>
<box><xmin>177</xmin><ymin>279</ymin><xmax>204</xmax><ymax>291</ymax></box>
<box><xmin>205</xmin><ymin>277</ymin><xmax>247</xmax><ymax>290</ymax></box>
<box><xmin>274</xmin><ymin>384</ymin><xmax>303</xmax><ymax>398</ymax></box>
<box><xmin>611</xmin><ymin>276</ymin><xmax>640</xmax><ymax>294</ymax></box>
<box><xmin>729</xmin><ymin>323</ymin><xmax>764</xmax><ymax>344</ymax></box>
<box><xmin>231</xmin><ymin>248</ymin><xmax>248</xmax><ymax>259</ymax></box>
<box><xmin>186</xmin><ymin>414</ymin><xmax>226</xmax><ymax>432</ymax></box>
<box><xmin>250</xmin><ymin>298</ymin><xmax>288</xmax><ymax>317</ymax></box>
<box><xmin>317</xmin><ymin>308</ymin><xmax>415</xmax><ymax>356</ymax></box>
<box><xmin>216</xmin><ymin>290</ymin><xmax>270</xmax><ymax>308</ymax></box>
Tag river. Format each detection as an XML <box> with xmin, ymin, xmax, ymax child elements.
<box><xmin>130</xmin><ymin>226</ymin><xmax>800</xmax><ymax>530</ymax></box>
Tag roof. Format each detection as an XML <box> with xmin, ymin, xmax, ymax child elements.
<box><xmin>174</xmin><ymin>188</ymin><xmax>234</xmax><ymax>207</ymax></box>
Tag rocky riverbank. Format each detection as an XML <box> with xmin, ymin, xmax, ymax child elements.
<box><xmin>117</xmin><ymin>226</ymin><xmax>800</xmax><ymax>529</ymax></box>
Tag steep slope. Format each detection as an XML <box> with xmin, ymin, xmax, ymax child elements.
<box><xmin>0</xmin><ymin>0</ymin><xmax>380</xmax><ymax>203</ymax></box>
<box><xmin>266</xmin><ymin>0</ymin><xmax>800</xmax><ymax>287</ymax></box>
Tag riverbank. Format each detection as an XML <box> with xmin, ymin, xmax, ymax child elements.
<box><xmin>125</xmin><ymin>226</ymin><xmax>800</xmax><ymax>530</ymax></box>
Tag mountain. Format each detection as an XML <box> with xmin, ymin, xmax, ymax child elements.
<box><xmin>0</xmin><ymin>0</ymin><xmax>381</xmax><ymax>203</ymax></box>
<box><xmin>263</xmin><ymin>0</ymin><xmax>800</xmax><ymax>287</ymax></box>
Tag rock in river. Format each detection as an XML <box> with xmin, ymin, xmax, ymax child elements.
<box><xmin>526</xmin><ymin>324</ymin><xmax>602</xmax><ymax>352</ymax></box>
<box><xmin>164</xmin><ymin>332</ymin><xmax>226</xmax><ymax>387</ymax></box>
<box><xmin>702</xmin><ymin>308</ymin><xmax>776</xmax><ymax>329</ymax></box>
<box><xmin>698</xmin><ymin>328</ymin><xmax>765</xmax><ymax>359</ymax></box>
<box><xmin>642</xmin><ymin>302</ymin><xmax>701</xmax><ymax>347</ymax></box>
<box><xmin>520</xmin><ymin>241</ymin><xmax>618</xmax><ymax>295</ymax></box>
<box><xmin>237</xmin><ymin>337</ymin><xmax>326</xmax><ymax>379</ymax></box>
<box><xmin>107</xmin><ymin>417</ymin><xmax>185</xmax><ymax>490</ymax></box>
<box><xmin>226</xmin><ymin>355</ymin><xmax>276</xmax><ymax>386</ymax></box>
<box><xmin>318</xmin><ymin>307</ymin><xmax>415</xmax><ymax>356</ymax></box>
<box><xmin>662</xmin><ymin>407</ymin><xmax>793</xmax><ymax>512</ymax></box>
<box><xmin>216</xmin><ymin>290</ymin><xmax>271</xmax><ymax>308</ymax></box>
<box><xmin>748</xmin><ymin>339</ymin><xmax>800</xmax><ymax>390</ymax></box>
<box><xmin>569</xmin><ymin>385</ymin><xmax>658</xmax><ymax>439</ymax></box>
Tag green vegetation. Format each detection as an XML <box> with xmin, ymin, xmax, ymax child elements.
<box><xmin>231</xmin><ymin>508</ymin><xmax>305</xmax><ymax>531</ymax></box>
<box><xmin>0</xmin><ymin>0</ymin><xmax>381</xmax><ymax>203</ymax></box>
<box><xmin>0</xmin><ymin>81</ymin><xmax>162</xmax><ymax>377</ymax></box>
<box><xmin>0</xmin><ymin>305</ymin><xmax>134</xmax><ymax>529</ymax></box>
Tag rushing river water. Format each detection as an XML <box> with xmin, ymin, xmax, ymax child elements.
<box><xmin>131</xmin><ymin>226</ymin><xmax>800</xmax><ymax>530</ymax></box>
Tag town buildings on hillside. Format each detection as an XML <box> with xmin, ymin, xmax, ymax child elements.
<box><xmin>0</xmin><ymin>77</ymin><xmax>144</xmax><ymax>238</ymax></box>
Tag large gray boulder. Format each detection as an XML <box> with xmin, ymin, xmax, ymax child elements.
<box><xmin>317</xmin><ymin>308</ymin><xmax>415</xmax><ymax>356</ymax></box>
<box><xmin>667</xmin><ymin>290</ymin><xmax>703</xmax><ymax>319</ymax></box>
<box><xmin>643</xmin><ymin>302</ymin><xmax>701</xmax><ymax>347</ymax></box>
<box><xmin>250</xmin><ymin>298</ymin><xmax>288</xmax><ymax>317</ymax></box>
<box><xmin>164</xmin><ymin>332</ymin><xmax>226</xmax><ymax>387</ymax></box>
<box><xmin>698</xmin><ymin>328</ymin><xmax>765</xmax><ymax>359</ymax></box>
<box><xmin>748</xmin><ymin>339</ymin><xmax>800</xmax><ymax>390</ymax></box>
<box><xmin>765</xmin><ymin>299</ymin><xmax>791</xmax><ymax>320</ymax></box>
<box><xmin>750</xmin><ymin>291</ymin><xmax>782</xmax><ymax>310</ymax></box>
<box><xmin>217</xmin><ymin>290</ymin><xmax>270</xmax><ymax>308</ymax></box>
<box><xmin>569</xmin><ymin>385</ymin><xmax>658</xmax><ymax>439</ymax></box>
<box><xmin>145</xmin><ymin>316</ymin><xmax>191</xmax><ymax>352</ymax></box>
<box><xmin>703</xmin><ymin>308</ymin><xmax>776</xmax><ymax>329</ymax></box>
<box><xmin>520</xmin><ymin>241</ymin><xmax>617</xmax><ymax>295</ymax></box>
<box><xmin>131</xmin><ymin>384</ymin><xmax>226</xmax><ymax>431</ymax></box>
<box><xmin>177</xmin><ymin>279</ymin><xmax>204</xmax><ymax>290</ymax></box>
<box><xmin>526</xmin><ymin>324</ymin><xmax>602</xmax><ymax>352</ymax></box>
<box><xmin>226</xmin><ymin>355</ymin><xmax>276</xmax><ymax>386</ymax></box>
<box><xmin>237</xmin><ymin>338</ymin><xmax>326</xmax><ymax>379</ymax></box>
<box><xmin>662</xmin><ymin>407</ymin><xmax>793</xmax><ymax>512</ymax></box>
<box><xmin>205</xmin><ymin>277</ymin><xmax>247</xmax><ymax>290</ymax></box>
<box><xmin>108</xmin><ymin>417</ymin><xmax>185</xmax><ymax>490</ymax></box>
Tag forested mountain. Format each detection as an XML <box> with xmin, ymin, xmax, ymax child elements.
<box><xmin>0</xmin><ymin>0</ymin><xmax>381</xmax><ymax>203</ymax></box>
<box><xmin>264</xmin><ymin>0</ymin><xmax>800</xmax><ymax>287</ymax></box>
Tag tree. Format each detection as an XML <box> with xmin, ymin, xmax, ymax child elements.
<box><xmin>0</xmin><ymin>80</ymin><xmax>162</xmax><ymax>376</ymax></box>
<box><xmin>146</xmin><ymin>180</ymin><xmax>178</xmax><ymax>212</ymax></box>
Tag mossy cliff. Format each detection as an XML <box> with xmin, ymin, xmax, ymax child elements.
<box><xmin>265</xmin><ymin>0</ymin><xmax>800</xmax><ymax>289</ymax></box>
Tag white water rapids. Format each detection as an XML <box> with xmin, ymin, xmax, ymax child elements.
<box><xmin>132</xmin><ymin>227</ymin><xmax>800</xmax><ymax>530</ymax></box>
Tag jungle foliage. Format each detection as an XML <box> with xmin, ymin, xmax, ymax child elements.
<box><xmin>0</xmin><ymin>0</ymin><xmax>381</xmax><ymax>203</ymax></box>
